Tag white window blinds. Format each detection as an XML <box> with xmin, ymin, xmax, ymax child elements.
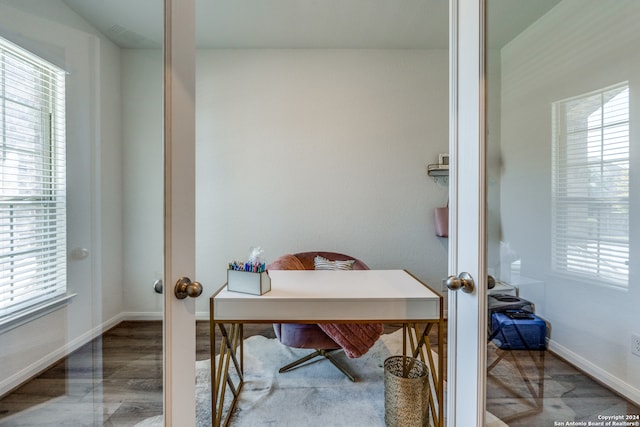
<box><xmin>0</xmin><ymin>37</ymin><xmax>67</xmax><ymax>319</ymax></box>
<box><xmin>552</xmin><ymin>82</ymin><xmax>629</xmax><ymax>287</ymax></box>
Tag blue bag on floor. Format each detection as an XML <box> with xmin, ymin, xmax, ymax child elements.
<box><xmin>490</xmin><ymin>310</ymin><xmax>547</xmax><ymax>350</ymax></box>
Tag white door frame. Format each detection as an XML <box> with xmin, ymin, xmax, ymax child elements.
<box><xmin>163</xmin><ymin>0</ymin><xmax>197</xmax><ymax>425</ymax></box>
<box><xmin>447</xmin><ymin>0</ymin><xmax>487</xmax><ymax>426</ymax></box>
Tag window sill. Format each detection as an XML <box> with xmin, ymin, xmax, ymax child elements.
<box><xmin>0</xmin><ymin>293</ymin><xmax>77</xmax><ymax>335</ymax></box>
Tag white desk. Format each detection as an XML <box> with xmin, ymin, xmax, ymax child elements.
<box><xmin>214</xmin><ymin>269</ymin><xmax>441</xmax><ymax>322</ymax></box>
<box><xmin>210</xmin><ymin>269</ymin><xmax>444</xmax><ymax>427</ymax></box>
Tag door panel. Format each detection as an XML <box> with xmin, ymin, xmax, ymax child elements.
<box><xmin>448</xmin><ymin>0</ymin><xmax>486</xmax><ymax>425</ymax></box>
<box><xmin>0</xmin><ymin>0</ymin><xmax>169</xmax><ymax>425</ymax></box>
<box><xmin>485</xmin><ymin>0</ymin><xmax>639</xmax><ymax>425</ymax></box>
<box><xmin>164</xmin><ymin>0</ymin><xmax>198</xmax><ymax>424</ymax></box>
<box><xmin>453</xmin><ymin>0</ymin><xmax>640</xmax><ymax>425</ymax></box>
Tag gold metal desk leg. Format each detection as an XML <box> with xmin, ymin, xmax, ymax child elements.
<box><xmin>212</xmin><ymin>322</ymin><xmax>244</xmax><ymax>427</ymax></box>
<box><xmin>405</xmin><ymin>319</ymin><xmax>444</xmax><ymax>427</ymax></box>
<box><xmin>210</xmin><ymin>315</ymin><xmax>244</xmax><ymax>426</ymax></box>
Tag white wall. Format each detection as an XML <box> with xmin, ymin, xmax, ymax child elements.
<box><xmin>121</xmin><ymin>49</ymin><xmax>164</xmax><ymax>316</ymax></box>
<box><xmin>0</xmin><ymin>1</ymin><xmax>123</xmax><ymax>395</ymax></box>
<box><xmin>121</xmin><ymin>48</ymin><xmax>449</xmax><ymax>316</ymax></box>
<box><xmin>498</xmin><ymin>0</ymin><xmax>640</xmax><ymax>404</ymax></box>
<box><xmin>119</xmin><ymin>49</ymin><xmax>451</xmax><ymax>323</ymax></box>
<box><xmin>194</xmin><ymin>49</ymin><xmax>449</xmax><ymax>312</ymax></box>
<box><xmin>486</xmin><ymin>48</ymin><xmax>502</xmax><ymax>277</ymax></box>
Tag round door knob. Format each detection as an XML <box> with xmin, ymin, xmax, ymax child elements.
<box><xmin>174</xmin><ymin>277</ymin><xmax>203</xmax><ymax>299</ymax></box>
<box><xmin>444</xmin><ymin>272</ymin><xmax>475</xmax><ymax>293</ymax></box>
<box><xmin>488</xmin><ymin>275</ymin><xmax>496</xmax><ymax>289</ymax></box>
<box><xmin>153</xmin><ymin>279</ymin><xmax>163</xmax><ymax>294</ymax></box>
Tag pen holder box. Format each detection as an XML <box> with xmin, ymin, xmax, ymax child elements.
<box><xmin>227</xmin><ymin>270</ymin><xmax>271</xmax><ymax>295</ymax></box>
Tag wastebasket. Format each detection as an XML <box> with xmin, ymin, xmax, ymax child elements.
<box><xmin>384</xmin><ymin>355</ymin><xmax>430</xmax><ymax>427</ymax></box>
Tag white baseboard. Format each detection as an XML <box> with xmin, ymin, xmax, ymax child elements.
<box><xmin>120</xmin><ymin>311</ymin><xmax>162</xmax><ymax>321</ymax></box>
<box><xmin>548</xmin><ymin>339</ymin><xmax>640</xmax><ymax>407</ymax></box>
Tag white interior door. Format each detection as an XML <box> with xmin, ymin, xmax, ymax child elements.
<box><xmin>447</xmin><ymin>0</ymin><xmax>487</xmax><ymax>426</ymax></box>
<box><xmin>164</xmin><ymin>0</ymin><xmax>199</xmax><ymax>425</ymax></box>
<box><xmin>449</xmin><ymin>2</ymin><xmax>640</xmax><ymax>425</ymax></box>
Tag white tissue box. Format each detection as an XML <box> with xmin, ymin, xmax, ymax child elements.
<box><xmin>227</xmin><ymin>270</ymin><xmax>271</xmax><ymax>295</ymax></box>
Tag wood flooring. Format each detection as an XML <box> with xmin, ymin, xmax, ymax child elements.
<box><xmin>0</xmin><ymin>320</ymin><xmax>637</xmax><ymax>426</ymax></box>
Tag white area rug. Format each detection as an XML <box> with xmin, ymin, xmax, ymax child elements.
<box><xmin>137</xmin><ymin>330</ymin><xmax>507</xmax><ymax>426</ymax></box>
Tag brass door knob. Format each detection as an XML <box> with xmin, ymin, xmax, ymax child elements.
<box><xmin>174</xmin><ymin>277</ymin><xmax>203</xmax><ymax>299</ymax></box>
<box><xmin>444</xmin><ymin>272</ymin><xmax>475</xmax><ymax>293</ymax></box>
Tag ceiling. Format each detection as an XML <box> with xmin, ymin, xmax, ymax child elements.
<box><xmin>61</xmin><ymin>0</ymin><xmax>560</xmax><ymax>50</ymax></box>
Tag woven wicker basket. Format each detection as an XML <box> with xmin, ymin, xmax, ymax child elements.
<box><xmin>384</xmin><ymin>356</ymin><xmax>430</xmax><ymax>427</ymax></box>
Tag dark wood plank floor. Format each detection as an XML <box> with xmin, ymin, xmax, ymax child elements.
<box><xmin>0</xmin><ymin>320</ymin><xmax>637</xmax><ymax>426</ymax></box>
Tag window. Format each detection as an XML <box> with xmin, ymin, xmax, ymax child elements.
<box><xmin>0</xmin><ymin>36</ymin><xmax>67</xmax><ymax>322</ymax></box>
<box><xmin>552</xmin><ymin>82</ymin><xmax>629</xmax><ymax>287</ymax></box>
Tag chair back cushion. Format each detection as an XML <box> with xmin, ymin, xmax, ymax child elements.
<box><xmin>292</xmin><ymin>251</ymin><xmax>369</xmax><ymax>270</ymax></box>
<box><xmin>266</xmin><ymin>254</ymin><xmax>306</xmax><ymax>271</ymax></box>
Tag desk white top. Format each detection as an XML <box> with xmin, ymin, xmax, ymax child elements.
<box><xmin>212</xmin><ymin>269</ymin><xmax>441</xmax><ymax>322</ymax></box>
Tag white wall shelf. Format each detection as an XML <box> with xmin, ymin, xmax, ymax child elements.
<box><xmin>427</xmin><ymin>164</ymin><xmax>449</xmax><ymax>184</ymax></box>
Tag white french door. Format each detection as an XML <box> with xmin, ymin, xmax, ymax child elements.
<box><xmin>167</xmin><ymin>1</ymin><xmax>490</xmax><ymax>426</ymax></box>
<box><xmin>447</xmin><ymin>0</ymin><xmax>487</xmax><ymax>426</ymax></box>
<box><xmin>163</xmin><ymin>0</ymin><xmax>198</xmax><ymax>425</ymax></box>
<box><xmin>457</xmin><ymin>1</ymin><xmax>640</xmax><ymax>425</ymax></box>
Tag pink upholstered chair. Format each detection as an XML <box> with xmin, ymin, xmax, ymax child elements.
<box><xmin>268</xmin><ymin>251</ymin><xmax>381</xmax><ymax>382</ymax></box>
